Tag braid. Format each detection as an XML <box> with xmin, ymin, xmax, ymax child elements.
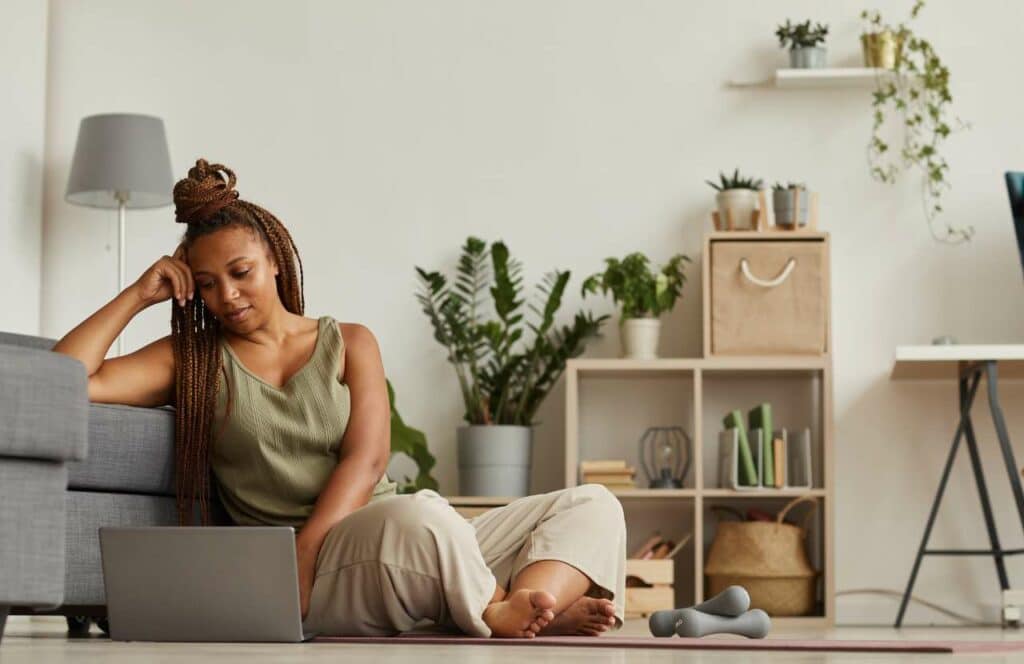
<box><xmin>170</xmin><ymin>158</ymin><xmax>305</xmax><ymax>526</ymax></box>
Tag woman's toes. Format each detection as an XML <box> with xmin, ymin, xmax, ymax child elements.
<box><xmin>580</xmin><ymin>627</ymin><xmax>601</xmax><ymax>636</ymax></box>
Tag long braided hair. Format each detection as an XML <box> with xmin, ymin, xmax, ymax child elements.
<box><xmin>171</xmin><ymin>158</ymin><xmax>306</xmax><ymax>525</ymax></box>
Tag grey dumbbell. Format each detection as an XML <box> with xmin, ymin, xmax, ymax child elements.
<box><xmin>648</xmin><ymin>585</ymin><xmax>751</xmax><ymax>637</ymax></box>
<box><xmin>675</xmin><ymin>608</ymin><xmax>771</xmax><ymax>639</ymax></box>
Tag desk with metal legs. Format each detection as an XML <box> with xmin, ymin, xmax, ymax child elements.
<box><xmin>891</xmin><ymin>346</ymin><xmax>1024</xmax><ymax>627</ymax></box>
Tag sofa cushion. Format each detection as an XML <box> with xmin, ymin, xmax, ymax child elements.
<box><xmin>0</xmin><ymin>344</ymin><xmax>88</xmax><ymax>462</ymax></box>
<box><xmin>67</xmin><ymin>403</ymin><xmax>177</xmax><ymax>496</ymax></box>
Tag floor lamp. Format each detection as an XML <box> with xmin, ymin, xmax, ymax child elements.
<box><xmin>65</xmin><ymin>113</ymin><xmax>174</xmax><ymax>357</ymax></box>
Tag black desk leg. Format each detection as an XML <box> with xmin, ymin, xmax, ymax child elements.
<box><xmin>963</xmin><ymin>385</ymin><xmax>1010</xmax><ymax>591</ymax></box>
<box><xmin>895</xmin><ymin>372</ymin><xmax>981</xmax><ymax>628</ymax></box>
<box><xmin>986</xmin><ymin>361</ymin><xmax>1024</xmax><ymax>533</ymax></box>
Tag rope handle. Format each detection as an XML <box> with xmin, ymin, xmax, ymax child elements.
<box><xmin>740</xmin><ymin>257</ymin><xmax>797</xmax><ymax>288</ymax></box>
<box><xmin>777</xmin><ymin>494</ymin><xmax>819</xmax><ymax>534</ymax></box>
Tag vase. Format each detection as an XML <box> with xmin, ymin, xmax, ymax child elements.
<box><xmin>621</xmin><ymin>317</ymin><xmax>661</xmax><ymax>359</ymax></box>
<box><xmin>456</xmin><ymin>425</ymin><xmax>532</xmax><ymax>497</ymax></box>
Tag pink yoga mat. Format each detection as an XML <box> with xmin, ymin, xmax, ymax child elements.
<box><xmin>314</xmin><ymin>634</ymin><xmax>1024</xmax><ymax>654</ymax></box>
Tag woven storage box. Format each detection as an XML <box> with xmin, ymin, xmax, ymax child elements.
<box><xmin>710</xmin><ymin>239</ymin><xmax>827</xmax><ymax>355</ymax></box>
<box><xmin>704</xmin><ymin>496</ymin><xmax>818</xmax><ymax>616</ymax></box>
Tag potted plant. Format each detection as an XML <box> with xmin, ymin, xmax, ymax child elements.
<box><xmin>860</xmin><ymin>9</ymin><xmax>902</xmax><ymax>69</ymax></box>
<box><xmin>416</xmin><ymin>237</ymin><xmax>608</xmax><ymax>497</ymax></box>
<box><xmin>707</xmin><ymin>169</ymin><xmax>764</xmax><ymax>231</ymax></box>
<box><xmin>581</xmin><ymin>252</ymin><xmax>690</xmax><ymax>359</ymax></box>
<box><xmin>771</xmin><ymin>182</ymin><xmax>810</xmax><ymax>228</ymax></box>
<box><xmin>862</xmin><ymin>0</ymin><xmax>972</xmax><ymax>243</ymax></box>
<box><xmin>775</xmin><ymin>19</ymin><xmax>829</xmax><ymax>69</ymax></box>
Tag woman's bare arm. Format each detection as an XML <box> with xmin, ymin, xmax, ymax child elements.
<box><xmin>297</xmin><ymin>323</ymin><xmax>391</xmax><ymax>550</ymax></box>
<box><xmin>52</xmin><ymin>245</ymin><xmax>194</xmax><ymax>406</ymax></box>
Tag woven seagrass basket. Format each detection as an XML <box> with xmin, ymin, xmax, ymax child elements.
<box><xmin>704</xmin><ymin>495</ymin><xmax>819</xmax><ymax>616</ymax></box>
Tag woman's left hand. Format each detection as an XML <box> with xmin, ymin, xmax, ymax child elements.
<box><xmin>295</xmin><ymin>536</ymin><xmax>320</xmax><ymax>620</ymax></box>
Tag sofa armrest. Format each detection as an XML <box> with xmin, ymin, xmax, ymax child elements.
<box><xmin>0</xmin><ymin>344</ymin><xmax>88</xmax><ymax>462</ymax></box>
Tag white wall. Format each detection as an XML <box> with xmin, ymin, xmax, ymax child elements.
<box><xmin>41</xmin><ymin>0</ymin><xmax>1024</xmax><ymax>624</ymax></box>
<box><xmin>1</xmin><ymin>0</ymin><xmax>47</xmax><ymax>334</ymax></box>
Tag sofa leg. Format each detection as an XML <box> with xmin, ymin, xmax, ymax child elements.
<box><xmin>0</xmin><ymin>605</ymin><xmax>8</xmax><ymax>641</ymax></box>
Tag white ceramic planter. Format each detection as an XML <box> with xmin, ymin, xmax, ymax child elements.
<box><xmin>456</xmin><ymin>425</ymin><xmax>532</xmax><ymax>497</ymax></box>
<box><xmin>715</xmin><ymin>189</ymin><xmax>760</xmax><ymax>231</ymax></box>
<box><xmin>621</xmin><ymin>317</ymin><xmax>661</xmax><ymax>359</ymax></box>
<box><xmin>789</xmin><ymin>46</ymin><xmax>827</xmax><ymax>69</ymax></box>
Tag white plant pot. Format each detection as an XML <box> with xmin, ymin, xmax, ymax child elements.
<box><xmin>621</xmin><ymin>317</ymin><xmax>661</xmax><ymax>359</ymax></box>
<box><xmin>715</xmin><ymin>189</ymin><xmax>760</xmax><ymax>231</ymax></box>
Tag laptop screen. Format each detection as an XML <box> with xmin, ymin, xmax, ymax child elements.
<box><xmin>1006</xmin><ymin>171</ymin><xmax>1024</xmax><ymax>280</ymax></box>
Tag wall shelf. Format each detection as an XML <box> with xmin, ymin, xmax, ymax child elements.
<box><xmin>727</xmin><ymin>67</ymin><xmax>896</xmax><ymax>89</ymax></box>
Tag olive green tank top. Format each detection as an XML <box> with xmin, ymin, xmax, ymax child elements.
<box><xmin>211</xmin><ymin>314</ymin><xmax>397</xmax><ymax>530</ymax></box>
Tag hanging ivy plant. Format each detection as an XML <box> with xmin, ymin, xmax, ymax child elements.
<box><xmin>862</xmin><ymin>0</ymin><xmax>972</xmax><ymax>243</ymax></box>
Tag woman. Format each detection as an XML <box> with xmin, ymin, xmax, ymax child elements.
<box><xmin>53</xmin><ymin>158</ymin><xmax>626</xmax><ymax>638</ymax></box>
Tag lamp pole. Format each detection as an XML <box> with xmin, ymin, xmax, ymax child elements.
<box><xmin>116</xmin><ymin>190</ymin><xmax>129</xmax><ymax>357</ymax></box>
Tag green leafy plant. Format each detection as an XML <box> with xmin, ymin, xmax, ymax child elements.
<box><xmin>775</xmin><ymin>20</ymin><xmax>829</xmax><ymax>50</ymax></box>
<box><xmin>862</xmin><ymin>0</ymin><xmax>972</xmax><ymax>243</ymax></box>
<box><xmin>706</xmin><ymin>169</ymin><xmax>764</xmax><ymax>192</ymax></box>
<box><xmin>772</xmin><ymin>181</ymin><xmax>807</xmax><ymax>191</ymax></box>
<box><xmin>416</xmin><ymin>237</ymin><xmax>608</xmax><ymax>427</ymax></box>
<box><xmin>581</xmin><ymin>253</ymin><xmax>691</xmax><ymax>320</ymax></box>
<box><xmin>387</xmin><ymin>378</ymin><xmax>438</xmax><ymax>494</ymax></box>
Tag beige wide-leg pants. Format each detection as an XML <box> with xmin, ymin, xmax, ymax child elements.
<box><xmin>300</xmin><ymin>484</ymin><xmax>627</xmax><ymax>637</ymax></box>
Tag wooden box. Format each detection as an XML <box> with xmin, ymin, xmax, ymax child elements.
<box><xmin>624</xmin><ymin>558</ymin><xmax>674</xmax><ymax>618</ymax></box>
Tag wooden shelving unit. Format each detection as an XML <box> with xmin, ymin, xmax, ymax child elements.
<box><xmin>448</xmin><ymin>231</ymin><xmax>834</xmax><ymax>627</ymax></box>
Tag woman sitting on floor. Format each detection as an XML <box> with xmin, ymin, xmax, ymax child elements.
<box><xmin>53</xmin><ymin>158</ymin><xmax>627</xmax><ymax>638</ymax></box>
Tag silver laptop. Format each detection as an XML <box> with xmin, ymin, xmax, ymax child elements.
<box><xmin>99</xmin><ymin>526</ymin><xmax>319</xmax><ymax>642</ymax></box>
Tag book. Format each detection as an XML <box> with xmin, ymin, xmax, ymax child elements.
<box><xmin>723</xmin><ymin>410</ymin><xmax>757</xmax><ymax>486</ymax></box>
<box><xmin>582</xmin><ymin>469</ymin><xmax>636</xmax><ymax>483</ymax></box>
<box><xmin>590</xmin><ymin>481</ymin><xmax>636</xmax><ymax>490</ymax></box>
<box><xmin>580</xmin><ymin>459</ymin><xmax>629</xmax><ymax>473</ymax></box>
<box><xmin>773</xmin><ymin>437</ymin><xmax>785</xmax><ymax>488</ymax></box>
<box><xmin>749</xmin><ymin>403</ymin><xmax>774</xmax><ymax>487</ymax></box>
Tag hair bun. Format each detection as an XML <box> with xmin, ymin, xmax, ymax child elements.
<box><xmin>173</xmin><ymin>158</ymin><xmax>240</xmax><ymax>224</ymax></box>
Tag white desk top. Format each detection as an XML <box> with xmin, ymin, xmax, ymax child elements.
<box><xmin>892</xmin><ymin>345</ymin><xmax>1024</xmax><ymax>380</ymax></box>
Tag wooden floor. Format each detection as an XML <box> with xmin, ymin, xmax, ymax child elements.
<box><xmin>5</xmin><ymin>617</ymin><xmax>1024</xmax><ymax>663</ymax></box>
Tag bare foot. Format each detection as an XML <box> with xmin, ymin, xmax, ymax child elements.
<box><xmin>539</xmin><ymin>596</ymin><xmax>617</xmax><ymax>636</ymax></box>
<box><xmin>483</xmin><ymin>589</ymin><xmax>556</xmax><ymax>638</ymax></box>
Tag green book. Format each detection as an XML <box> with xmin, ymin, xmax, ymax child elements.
<box><xmin>723</xmin><ymin>410</ymin><xmax>757</xmax><ymax>486</ymax></box>
<box><xmin>749</xmin><ymin>403</ymin><xmax>774</xmax><ymax>487</ymax></box>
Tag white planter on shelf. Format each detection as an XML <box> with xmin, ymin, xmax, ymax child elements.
<box><xmin>715</xmin><ymin>189</ymin><xmax>760</xmax><ymax>230</ymax></box>
<box><xmin>621</xmin><ymin>317</ymin><xmax>661</xmax><ymax>359</ymax></box>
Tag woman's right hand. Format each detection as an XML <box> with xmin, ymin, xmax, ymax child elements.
<box><xmin>131</xmin><ymin>243</ymin><xmax>195</xmax><ymax>309</ymax></box>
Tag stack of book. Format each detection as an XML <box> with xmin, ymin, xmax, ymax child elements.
<box><xmin>580</xmin><ymin>459</ymin><xmax>636</xmax><ymax>490</ymax></box>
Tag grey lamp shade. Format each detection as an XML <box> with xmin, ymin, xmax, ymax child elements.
<box><xmin>65</xmin><ymin>113</ymin><xmax>174</xmax><ymax>209</ymax></box>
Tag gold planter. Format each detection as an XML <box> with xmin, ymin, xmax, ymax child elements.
<box><xmin>861</xmin><ymin>30</ymin><xmax>903</xmax><ymax>69</ymax></box>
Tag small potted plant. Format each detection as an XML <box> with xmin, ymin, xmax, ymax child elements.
<box><xmin>581</xmin><ymin>252</ymin><xmax>690</xmax><ymax>359</ymax></box>
<box><xmin>416</xmin><ymin>237</ymin><xmax>608</xmax><ymax>497</ymax></box>
<box><xmin>860</xmin><ymin>9</ymin><xmax>902</xmax><ymax>69</ymax></box>
<box><xmin>772</xmin><ymin>182</ymin><xmax>810</xmax><ymax>228</ymax></box>
<box><xmin>776</xmin><ymin>19</ymin><xmax>829</xmax><ymax>69</ymax></box>
<box><xmin>707</xmin><ymin>169</ymin><xmax>764</xmax><ymax>231</ymax></box>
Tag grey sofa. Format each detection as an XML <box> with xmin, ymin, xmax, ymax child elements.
<box><xmin>0</xmin><ymin>329</ymin><xmax>230</xmax><ymax>638</ymax></box>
